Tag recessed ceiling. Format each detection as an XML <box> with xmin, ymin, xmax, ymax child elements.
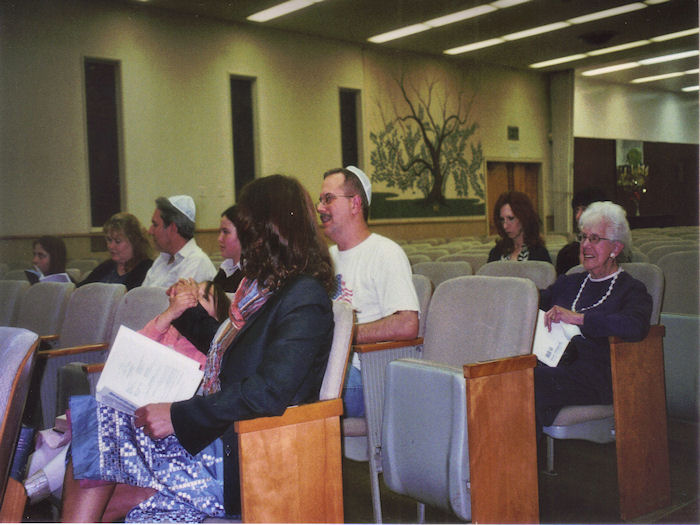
<box><xmin>117</xmin><ymin>0</ymin><xmax>699</xmax><ymax>93</ymax></box>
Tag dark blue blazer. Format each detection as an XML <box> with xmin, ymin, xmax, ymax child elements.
<box><xmin>170</xmin><ymin>274</ymin><xmax>333</xmax><ymax>515</ymax></box>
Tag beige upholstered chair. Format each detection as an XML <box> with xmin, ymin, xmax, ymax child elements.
<box><xmin>412</xmin><ymin>261</ymin><xmax>473</xmax><ymax>288</ymax></box>
<box><xmin>0</xmin><ymin>327</ymin><xmax>39</xmax><ymax>521</ymax></box>
<box><xmin>14</xmin><ymin>281</ymin><xmax>74</xmax><ymax>337</ymax></box>
<box><xmin>342</xmin><ymin>274</ymin><xmax>432</xmax><ymax>523</ymax></box>
<box><xmin>35</xmin><ymin>283</ymin><xmax>126</xmax><ymax>428</ymax></box>
<box><xmin>0</xmin><ymin>280</ymin><xmax>29</xmax><ymax>326</ymax></box>
<box><xmin>477</xmin><ymin>259</ymin><xmax>557</xmax><ymax>290</ymax></box>
<box><xmin>39</xmin><ymin>286</ymin><xmax>169</xmax><ymax>416</ymax></box>
<box><xmin>381</xmin><ymin>275</ymin><xmax>540</xmax><ymax>523</ymax></box>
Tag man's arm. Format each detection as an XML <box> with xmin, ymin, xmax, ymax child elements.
<box><xmin>355</xmin><ymin>310</ymin><xmax>419</xmax><ymax>344</ymax></box>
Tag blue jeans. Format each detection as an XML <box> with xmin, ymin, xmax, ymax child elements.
<box><xmin>342</xmin><ymin>366</ymin><xmax>365</xmax><ymax>418</ymax></box>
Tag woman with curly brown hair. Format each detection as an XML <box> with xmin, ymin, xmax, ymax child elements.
<box><xmin>487</xmin><ymin>191</ymin><xmax>551</xmax><ymax>263</ymax></box>
<box><xmin>62</xmin><ymin>175</ymin><xmax>335</xmax><ymax>522</ymax></box>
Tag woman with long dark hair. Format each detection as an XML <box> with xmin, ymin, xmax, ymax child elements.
<box><xmin>62</xmin><ymin>175</ymin><xmax>335</xmax><ymax>522</ymax></box>
<box><xmin>487</xmin><ymin>191</ymin><xmax>551</xmax><ymax>263</ymax></box>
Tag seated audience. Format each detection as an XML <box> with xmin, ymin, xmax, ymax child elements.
<box><xmin>555</xmin><ymin>187</ymin><xmax>607</xmax><ymax>275</ymax></box>
<box><xmin>534</xmin><ymin>201</ymin><xmax>651</xmax><ymax>435</ymax></box>
<box><xmin>141</xmin><ymin>194</ymin><xmax>216</xmax><ymax>288</ymax></box>
<box><xmin>213</xmin><ymin>205</ymin><xmax>243</xmax><ymax>292</ymax></box>
<box><xmin>488</xmin><ymin>191</ymin><xmax>551</xmax><ymax>263</ymax></box>
<box><xmin>62</xmin><ymin>174</ymin><xmax>335</xmax><ymax>522</ymax></box>
<box><xmin>79</xmin><ymin>212</ymin><xmax>153</xmax><ymax>290</ymax></box>
<box><xmin>27</xmin><ymin>235</ymin><xmax>74</xmax><ymax>283</ymax></box>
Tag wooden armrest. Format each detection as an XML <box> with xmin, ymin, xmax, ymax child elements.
<box><xmin>39</xmin><ymin>334</ymin><xmax>60</xmax><ymax>342</ymax></box>
<box><xmin>82</xmin><ymin>363</ymin><xmax>105</xmax><ymax>374</ymax></box>
<box><xmin>235</xmin><ymin>398</ymin><xmax>342</xmax><ymax>433</ymax></box>
<box><xmin>353</xmin><ymin>337</ymin><xmax>423</xmax><ymax>354</ymax></box>
<box><xmin>37</xmin><ymin>342</ymin><xmax>109</xmax><ymax>359</ymax></box>
<box><xmin>609</xmin><ymin>324</ymin><xmax>664</xmax><ymax>345</ymax></box>
<box><xmin>463</xmin><ymin>354</ymin><xmax>536</xmax><ymax>379</ymax></box>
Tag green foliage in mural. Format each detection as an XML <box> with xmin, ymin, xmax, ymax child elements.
<box><xmin>370</xmin><ymin>75</ymin><xmax>484</xmax><ymax>211</ymax></box>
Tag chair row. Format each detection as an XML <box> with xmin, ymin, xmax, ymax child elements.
<box><xmin>347</xmin><ymin>263</ymin><xmax>674</xmax><ymax>522</ymax></box>
<box><xmin>0</xmin><ymin>281</ymin><xmax>171</xmax><ymax>428</ymax></box>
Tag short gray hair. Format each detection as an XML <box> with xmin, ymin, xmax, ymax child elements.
<box><xmin>579</xmin><ymin>201</ymin><xmax>632</xmax><ymax>261</ymax></box>
<box><xmin>155</xmin><ymin>197</ymin><xmax>195</xmax><ymax>240</ymax></box>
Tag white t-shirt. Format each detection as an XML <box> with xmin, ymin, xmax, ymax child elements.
<box><xmin>330</xmin><ymin>233</ymin><xmax>419</xmax><ymax>368</ymax></box>
<box><xmin>142</xmin><ymin>238</ymin><xmax>216</xmax><ymax>288</ymax></box>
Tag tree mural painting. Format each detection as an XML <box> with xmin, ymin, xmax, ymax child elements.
<box><xmin>370</xmin><ymin>74</ymin><xmax>484</xmax><ymax>210</ymax></box>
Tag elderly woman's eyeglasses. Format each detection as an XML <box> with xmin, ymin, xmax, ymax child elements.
<box><xmin>577</xmin><ymin>232</ymin><xmax>611</xmax><ymax>244</ymax></box>
<box><xmin>318</xmin><ymin>193</ymin><xmax>356</xmax><ymax>206</ymax></box>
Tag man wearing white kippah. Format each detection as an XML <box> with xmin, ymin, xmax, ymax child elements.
<box><xmin>318</xmin><ymin>167</ymin><xmax>419</xmax><ymax>417</ymax></box>
<box><xmin>141</xmin><ymin>195</ymin><xmax>216</xmax><ymax>288</ymax></box>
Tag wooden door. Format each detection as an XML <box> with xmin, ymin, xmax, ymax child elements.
<box><xmin>486</xmin><ymin>162</ymin><xmax>540</xmax><ymax>234</ymax></box>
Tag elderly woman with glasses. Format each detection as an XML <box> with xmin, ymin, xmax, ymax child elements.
<box><xmin>534</xmin><ymin>201</ymin><xmax>652</xmax><ymax>435</ymax></box>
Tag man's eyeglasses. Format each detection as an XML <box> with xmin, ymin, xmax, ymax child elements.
<box><xmin>577</xmin><ymin>232</ymin><xmax>612</xmax><ymax>244</ymax></box>
<box><xmin>318</xmin><ymin>193</ymin><xmax>356</xmax><ymax>206</ymax></box>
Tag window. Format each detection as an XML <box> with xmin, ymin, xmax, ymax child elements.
<box><xmin>230</xmin><ymin>77</ymin><xmax>256</xmax><ymax>199</ymax></box>
<box><xmin>339</xmin><ymin>89</ymin><xmax>361</xmax><ymax>168</ymax></box>
<box><xmin>84</xmin><ymin>58</ymin><xmax>122</xmax><ymax>227</ymax></box>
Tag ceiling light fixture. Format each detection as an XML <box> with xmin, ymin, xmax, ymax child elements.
<box><xmin>529</xmin><ymin>28</ymin><xmax>698</xmax><ymax>69</ymax></box>
<box><xmin>682</xmin><ymin>85</ymin><xmax>699</xmax><ymax>92</ymax></box>
<box><xmin>581</xmin><ymin>63</ymin><xmax>639</xmax><ymax>76</ymax></box>
<box><xmin>587</xmin><ymin>40</ymin><xmax>650</xmax><ymax>56</ymax></box>
<box><xmin>566</xmin><ymin>3</ymin><xmax>646</xmax><ymax>25</ymax></box>
<box><xmin>638</xmin><ymin>50</ymin><xmax>699</xmax><ymax>65</ymax></box>
<box><xmin>368</xmin><ymin>0</ymin><xmax>533</xmax><ymax>44</ymax></box>
<box><xmin>650</xmin><ymin>28</ymin><xmax>699</xmax><ymax>41</ymax></box>
<box><xmin>425</xmin><ymin>5</ymin><xmax>497</xmax><ymax>28</ymax></box>
<box><xmin>530</xmin><ymin>54</ymin><xmax>588</xmax><ymax>68</ymax></box>
<box><xmin>444</xmin><ymin>38</ymin><xmax>505</xmax><ymax>55</ymax></box>
<box><xmin>247</xmin><ymin>0</ymin><xmax>324</xmax><ymax>23</ymax></box>
<box><xmin>502</xmin><ymin>22</ymin><xmax>571</xmax><ymax>41</ymax></box>
<box><xmin>631</xmin><ymin>72</ymin><xmax>685</xmax><ymax>83</ymax></box>
<box><xmin>444</xmin><ymin>1</ymin><xmax>654</xmax><ymax>56</ymax></box>
<box><xmin>368</xmin><ymin>24</ymin><xmax>430</xmax><ymax>43</ymax></box>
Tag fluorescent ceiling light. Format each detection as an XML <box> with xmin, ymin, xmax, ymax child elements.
<box><xmin>368</xmin><ymin>24</ymin><xmax>429</xmax><ymax>43</ymax></box>
<box><xmin>502</xmin><ymin>22</ymin><xmax>570</xmax><ymax>41</ymax></box>
<box><xmin>367</xmin><ymin>0</ymin><xmax>532</xmax><ymax>44</ymax></box>
<box><xmin>529</xmin><ymin>28</ymin><xmax>699</xmax><ymax>69</ymax></box>
<box><xmin>631</xmin><ymin>69</ymin><xmax>698</xmax><ymax>83</ymax></box>
<box><xmin>567</xmin><ymin>3</ymin><xmax>646</xmax><ymax>25</ymax></box>
<box><xmin>530</xmin><ymin>54</ymin><xmax>587</xmax><ymax>69</ymax></box>
<box><xmin>587</xmin><ymin>40</ymin><xmax>649</xmax><ymax>56</ymax></box>
<box><xmin>682</xmin><ymin>85</ymin><xmax>699</xmax><ymax>92</ymax></box>
<box><xmin>639</xmin><ymin>50</ymin><xmax>699</xmax><ymax>65</ymax></box>
<box><xmin>644</xmin><ymin>0</ymin><xmax>671</xmax><ymax>4</ymax></box>
<box><xmin>247</xmin><ymin>0</ymin><xmax>323</xmax><ymax>23</ymax></box>
<box><xmin>581</xmin><ymin>63</ymin><xmax>639</xmax><ymax>76</ymax></box>
<box><xmin>651</xmin><ymin>28</ymin><xmax>699</xmax><ymax>42</ymax></box>
<box><xmin>631</xmin><ymin>72</ymin><xmax>685</xmax><ymax>83</ymax></box>
<box><xmin>445</xmin><ymin>1</ymin><xmax>655</xmax><ymax>56</ymax></box>
<box><xmin>425</xmin><ymin>5</ymin><xmax>496</xmax><ymax>28</ymax></box>
<box><xmin>444</xmin><ymin>38</ymin><xmax>504</xmax><ymax>55</ymax></box>
<box><xmin>491</xmin><ymin>0</ymin><xmax>532</xmax><ymax>7</ymax></box>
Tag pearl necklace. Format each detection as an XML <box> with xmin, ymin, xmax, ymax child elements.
<box><xmin>571</xmin><ymin>269</ymin><xmax>622</xmax><ymax>313</ymax></box>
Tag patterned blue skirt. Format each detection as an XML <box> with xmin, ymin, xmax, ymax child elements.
<box><xmin>70</xmin><ymin>396</ymin><xmax>226</xmax><ymax>523</ymax></box>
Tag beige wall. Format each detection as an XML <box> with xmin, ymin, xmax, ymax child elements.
<box><xmin>1</xmin><ymin>0</ymin><xmax>553</xmax><ymax>263</ymax></box>
<box><xmin>574</xmin><ymin>76</ymin><xmax>699</xmax><ymax>144</ymax></box>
